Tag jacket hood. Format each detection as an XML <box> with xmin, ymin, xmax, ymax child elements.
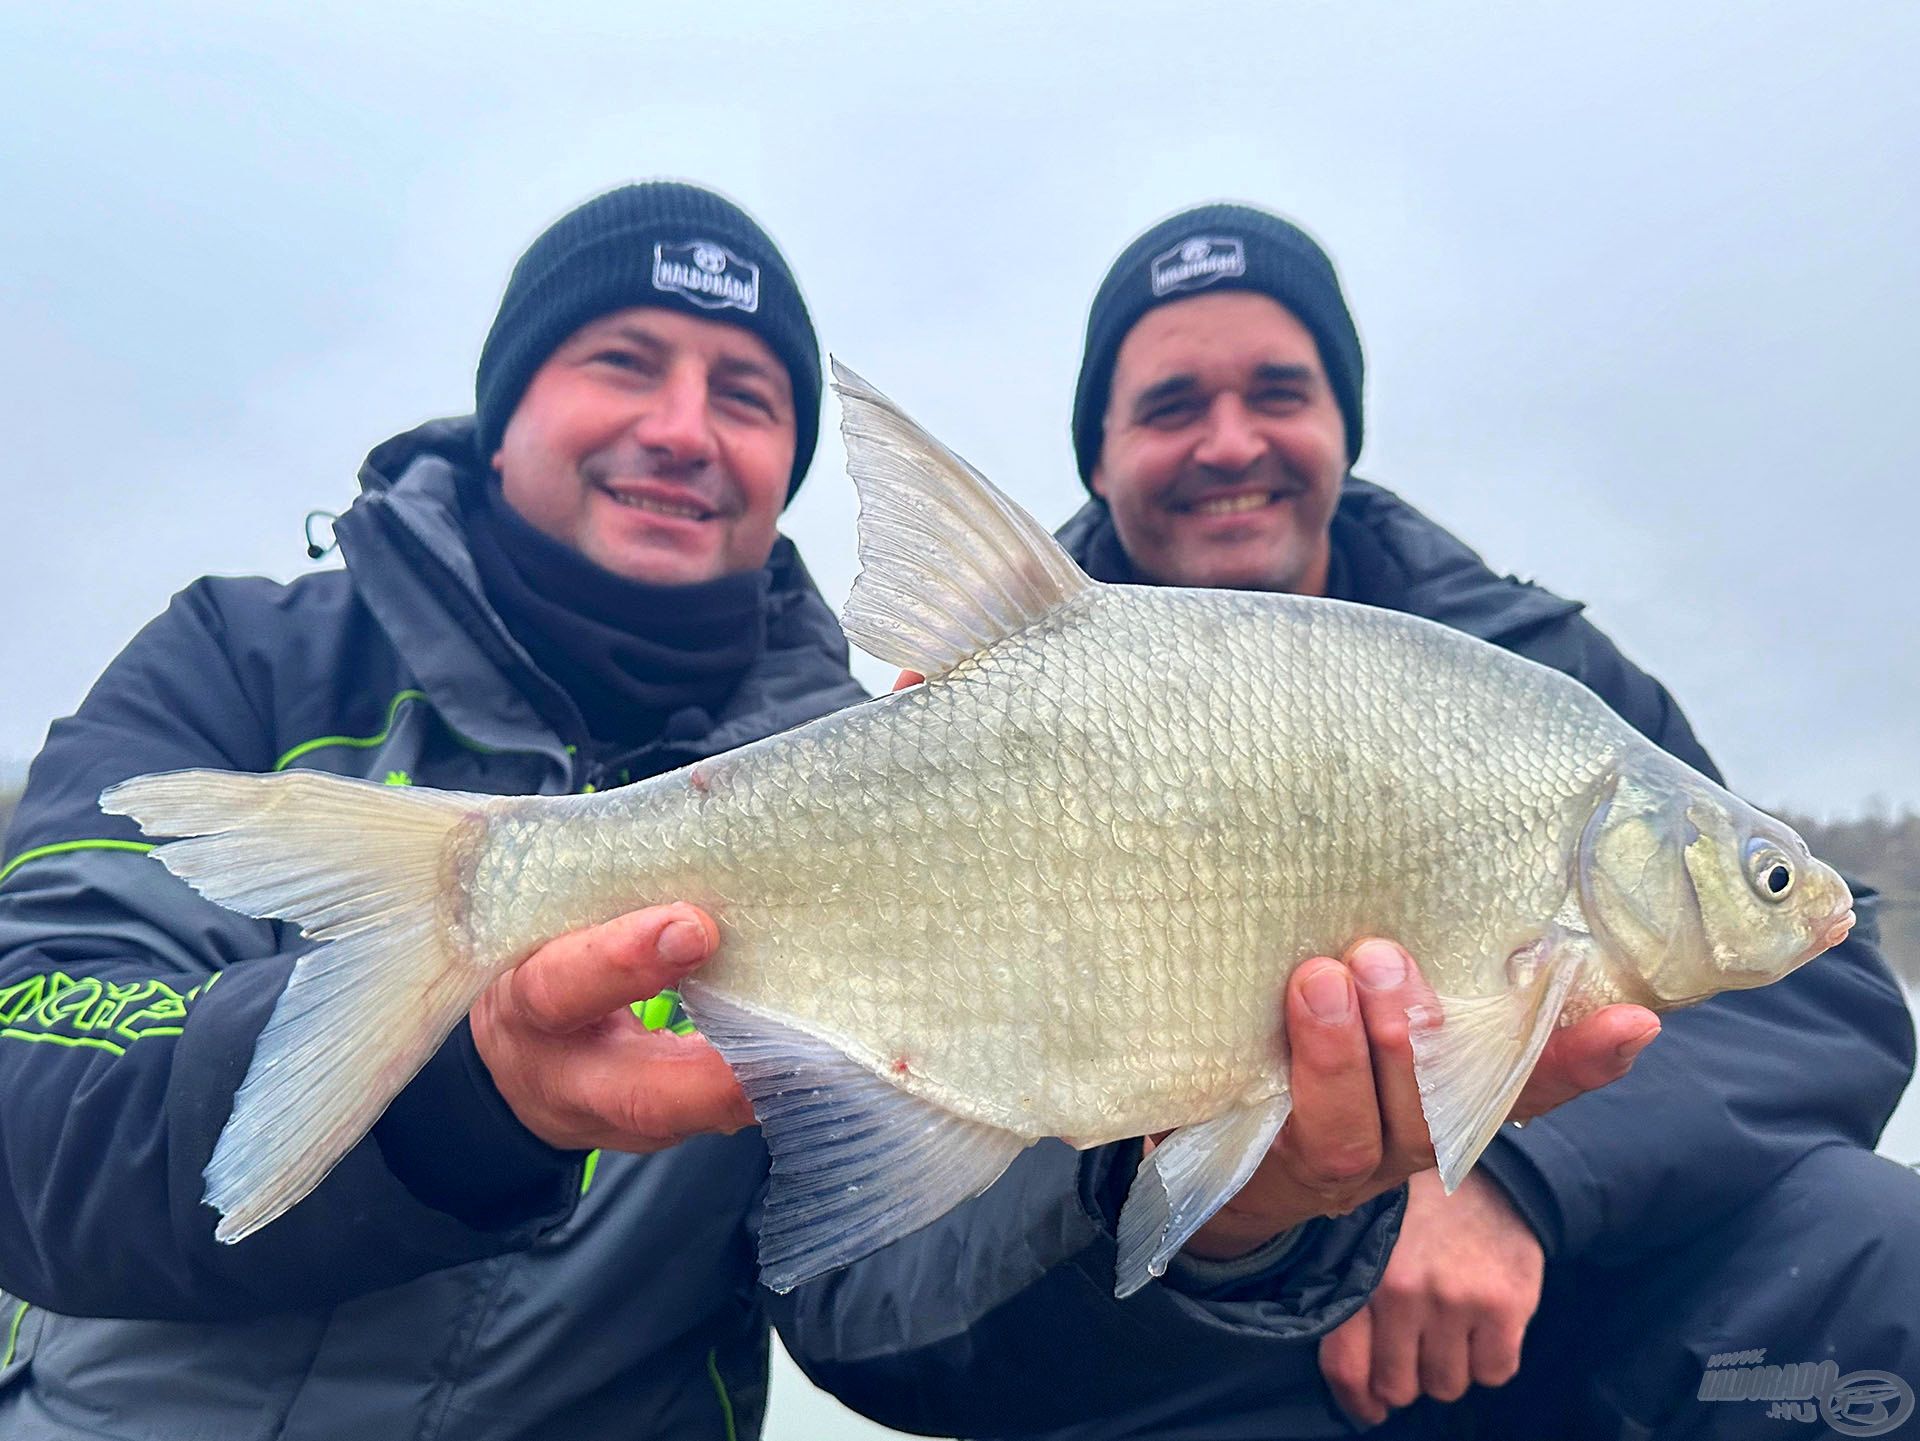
<box><xmin>358</xmin><ymin>415</ymin><xmax>486</xmax><ymax>496</ymax></box>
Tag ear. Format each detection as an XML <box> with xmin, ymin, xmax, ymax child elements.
<box><xmin>1088</xmin><ymin>459</ymin><xmax>1110</xmax><ymax>500</ymax></box>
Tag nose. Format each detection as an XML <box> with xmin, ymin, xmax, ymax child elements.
<box><xmin>1191</xmin><ymin>395</ymin><xmax>1265</xmax><ymax>473</ymax></box>
<box><xmin>630</xmin><ymin>364</ymin><xmax>718</xmax><ymax>469</ymax></box>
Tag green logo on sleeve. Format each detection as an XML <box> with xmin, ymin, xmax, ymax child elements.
<box><xmin>0</xmin><ymin>971</ymin><xmax>219</xmax><ymax>1056</ymax></box>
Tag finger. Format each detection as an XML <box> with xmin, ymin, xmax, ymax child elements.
<box><xmin>892</xmin><ymin>670</ymin><xmax>925</xmax><ymax>691</ymax></box>
<box><xmin>1416</xmin><ymin>1304</ymin><xmax>1474</xmax><ymax>1403</ymax></box>
<box><xmin>1278</xmin><ymin>959</ymin><xmax>1383</xmax><ymax>1196</ymax></box>
<box><xmin>587</xmin><ymin>1031</ymin><xmax>755</xmax><ymax>1144</ymax></box>
<box><xmin>1320</xmin><ymin>1306</ymin><xmax>1388</xmax><ymax>1428</ymax></box>
<box><xmin>1348</xmin><ymin>938</ymin><xmax>1439</xmax><ymax>1174</ymax></box>
<box><xmin>508</xmin><ymin>905</ymin><xmax>720</xmax><ymax>1035</ymax></box>
<box><xmin>1512</xmin><ymin>1004</ymin><xmax>1659</xmax><ymax>1120</ymax></box>
<box><xmin>1365</xmin><ymin>1283</ymin><xmax>1424</xmax><ymax>1412</ymax></box>
<box><xmin>1469</xmin><ymin>1313</ymin><xmax>1527</xmax><ymax>1390</ymax></box>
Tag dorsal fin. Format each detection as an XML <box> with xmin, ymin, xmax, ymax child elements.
<box><xmin>831</xmin><ymin>359</ymin><xmax>1095</xmax><ymax>678</ymax></box>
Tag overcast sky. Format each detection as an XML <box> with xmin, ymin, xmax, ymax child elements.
<box><xmin>3</xmin><ymin>8</ymin><xmax>1914</xmax><ymax>1434</ymax></box>
<box><xmin>3</xmin><ymin>3</ymin><xmax>1915</xmax><ymax>819</ymax></box>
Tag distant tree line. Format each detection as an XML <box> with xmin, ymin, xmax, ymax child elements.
<box><xmin>0</xmin><ymin>785</ymin><xmax>1913</xmax><ymax>986</ymax></box>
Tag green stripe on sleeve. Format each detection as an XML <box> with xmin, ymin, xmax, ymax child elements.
<box><xmin>272</xmin><ymin>688</ymin><xmax>432</xmax><ymax>771</ymax></box>
<box><xmin>706</xmin><ymin>1346</ymin><xmax>739</xmax><ymax>1441</ymax></box>
<box><xmin>0</xmin><ymin>839</ymin><xmax>155</xmax><ymax>889</ymax></box>
<box><xmin>271</xmin><ymin>687</ymin><xmax>505</xmax><ymax>770</ymax></box>
<box><xmin>2</xmin><ymin>1300</ymin><xmax>27</xmax><ymax>1368</ymax></box>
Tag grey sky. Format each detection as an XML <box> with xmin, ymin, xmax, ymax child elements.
<box><xmin>2</xmin><ymin>8</ymin><xmax>1915</xmax><ymax>1436</ymax></box>
<box><xmin>3</xmin><ymin>3</ymin><xmax>1915</xmax><ymax>816</ymax></box>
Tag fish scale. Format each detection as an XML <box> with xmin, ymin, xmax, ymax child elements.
<box><xmin>99</xmin><ymin>361</ymin><xmax>1854</xmax><ymax>1296</ymax></box>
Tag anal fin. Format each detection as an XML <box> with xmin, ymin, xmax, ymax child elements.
<box><xmin>681</xmin><ymin>985</ymin><xmax>1030</xmax><ymax>1293</ymax></box>
<box><xmin>1407</xmin><ymin>926</ymin><xmax>1592</xmax><ymax>1192</ymax></box>
<box><xmin>1114</xmin><ymin>1095</ymin><xmax>1292</xmax><ymax>1299</ymax></box>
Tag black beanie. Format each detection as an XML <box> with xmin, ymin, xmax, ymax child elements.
<box><xmin>1071</xmin><ymin>203</ymin><xmax>1364</xmax><ymax>484</ymax></box>
<box><xmin>475</xmin><ymin>182</ymin><xmax>822</xmax><ymax>499</ymax></box>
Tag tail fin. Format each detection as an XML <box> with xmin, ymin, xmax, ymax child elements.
<box><xmin>101</xmin><ymin>769</ymin><xmax>502</xmax><ymax>1243</ymax></box>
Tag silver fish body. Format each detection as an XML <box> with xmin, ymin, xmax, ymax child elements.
<box><xmin>102</xmin><ymin>363</ymin><xmax>1853</xmax><ymax>1296</ymax></box>
<box><xmin>485</xmin><ymin>584</ymin><xmax>1621</xmax><ymax>1142</ymax></box>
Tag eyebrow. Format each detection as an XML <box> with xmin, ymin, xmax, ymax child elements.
<box><xmin>711</xmin><ymin>355</ymin><xmax>782</xmax><ymax>386</ymax></box>
<box><xmin>1250</xmin><ymin>363</ymin><xmax>1316</xmax><ymax>387</ymax></box>
<box><xmin>1130</xmin><ymin>373</ymin><xmax>1201</xmax><ymax>415</ymax></box>
<box><xmin>587</xmin><ymin>323</ymin><xmax>667</xmax><ymax>352</ymax></box>
<box><xmin>1128</xmin><ymin>363</ymin><xmax>1316</xmax><ymax>415</ymax></box>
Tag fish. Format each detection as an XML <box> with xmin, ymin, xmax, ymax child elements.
<box><xmin>100</xmin><ymin>361</ymin><xmax>1857</xmax><ymax>1299</ymax></box>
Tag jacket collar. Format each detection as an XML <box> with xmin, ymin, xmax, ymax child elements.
<box><xmin>1054</xmin><ymin>476</ymin><xmax>1582</xmax><ymax>646</ymax></box>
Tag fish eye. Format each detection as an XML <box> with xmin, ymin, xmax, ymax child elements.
<box><xmin>1744</xmin><ymin>839</ymin><xmax>1795</xmax><ymax>901</ymax></box>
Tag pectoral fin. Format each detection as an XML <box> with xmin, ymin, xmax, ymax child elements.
<box><xmin>681</xmin><ymin>985</ymin><xmax>1030</xmax><ymax>1294</ymax></box>
<box><xmin>1407</xmin><ymin>926</ymin><xmax>1593</xmax><ymax>1192</ymax></box>
<box><xmin>1113</xmin><ymin>1095</ymin><xmax>1292</xmax><ymax>1299</ymax></box>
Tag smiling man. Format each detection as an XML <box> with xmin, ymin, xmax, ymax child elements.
<box><xmin>1088</xmin><ymin>289</ymin><xmax>1347</xmax><ymax>595</ymax></box>
<box><xmin>1059</xmin><ymin>201</ymin><xmax>1919</xmax><ymax>1439</ymax></box>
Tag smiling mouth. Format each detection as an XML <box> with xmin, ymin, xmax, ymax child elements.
<box><xmin>600</xmin><ymin>486</ymin><xmax>717</xmax><ymax>521</ymax></box>
<box><xmin>1174</xmin><ymin>490</ymin><xmax>1292</xmax><ymax>517</ymax></box>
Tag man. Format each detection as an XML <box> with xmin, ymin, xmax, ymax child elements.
<box><xmin>1058</xmin><ymin>202</ymin><xmax>1919</xmax><ymax>1438</ymax></box>
<box><xmin>0</xmin><ymin>181</ymin><xmax>1628</xmax><ymax>1441</ymax></box>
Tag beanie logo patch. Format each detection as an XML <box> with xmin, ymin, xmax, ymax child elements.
<box><xmin>652</xmin><ymin>239</ymin><xmax>761</xmax><ymax>313</ymax></box>
<box><xmin>1149</xmin><ymin>235</ymin><xmax>1246</xmax><ymax>297</ymax></box>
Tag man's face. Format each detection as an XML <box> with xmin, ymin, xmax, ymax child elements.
<box><xmin>493</xmin><ymin>306</ymin><xmax>796</xmax><ymax>587</ymax></box>
<box><xmin>1091</xmin><ymin>291</ymin><xmax>1347</xmax><ymax>594</ymax></box>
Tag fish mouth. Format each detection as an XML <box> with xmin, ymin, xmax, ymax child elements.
<box><xmin>1823</xmin><ymin>908</ymin><xmax>1856</xmax><ymax>950</ymax></box>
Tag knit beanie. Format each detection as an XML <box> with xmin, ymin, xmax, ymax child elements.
<box><xmin>1071</xmin><ymin>203</ymin><xmax>1364</xmax><ymax>483</ymax></box>
<box><xmin>475</xmin><ymin>182</ymin><xmax>822</xmax><ymax>499</ymax></box>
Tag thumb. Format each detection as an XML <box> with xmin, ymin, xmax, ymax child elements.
<box><xmin>1514</xmin><ymin>1003</ymin><xmax>1660</xmax><ymax>1119</ymax></box>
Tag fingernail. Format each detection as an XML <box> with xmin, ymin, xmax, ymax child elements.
<box><xmin>1302</xmin><ymin>965</ymin><xmax>1354</xmax><ymax>1022</ymax></box>
<box><xmin>1350</xmin><ymin>940</ymin><xmax>1407</xmax><ymax>990</ymax></box>
<box><xmin>1616</xmin><ymin>1023</ymin><xmax>1660</xmax><ymax>1062</ymax></box>
<box><xmin>658</xmin><ymin>919</ymin><xmax>709</xmax><ymax>967</ymax></box>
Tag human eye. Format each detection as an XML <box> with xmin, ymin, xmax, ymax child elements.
<box><xmin>723</xmin><ymin>385</ymin><xmax>775</xmax><ymax>417</ymax></box>
<box><xmin>1139</xmin><ymin>398</ymin><xmax>1200</xmax><ymax>428</ymax></box>
<box><xmin>587</xmin><ymin>346</ymin><xmax>655</xmax><ymax>377</ymax></box>
<box><xmin>714</xmin><ymin>373</ymin><xmax>780</xmax><ymax>421</ymax></box>
<box><xmin>1249</xmin><ymin>385</ymin><xmax>1307</xmax><ymax>414</ymax></box>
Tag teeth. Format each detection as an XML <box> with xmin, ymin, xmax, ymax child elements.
<box><xmin>609</xmin><ymin>491</ymin><xmax>708</xmax><ymax>519</ymax></box>
<box><xmin>1190</xmin><ymin>492</ymin><xmax>1274</xmax><ymax>516</ymax></box>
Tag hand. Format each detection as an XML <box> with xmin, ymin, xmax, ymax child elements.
<box><xmin>470</xmin><ymin>903</ymin><xmax>755</xmax><ymax>1152</ymax></box>
<box><xmin>1176</xmin><ymin>939</ymin><xmax>1659</xmax><ymax>1259</ymax></box>
<box><xmin>1319</xmin><ymin>1170</ymin><xmax>1545</xmax><ymax>1427</ymax></box>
